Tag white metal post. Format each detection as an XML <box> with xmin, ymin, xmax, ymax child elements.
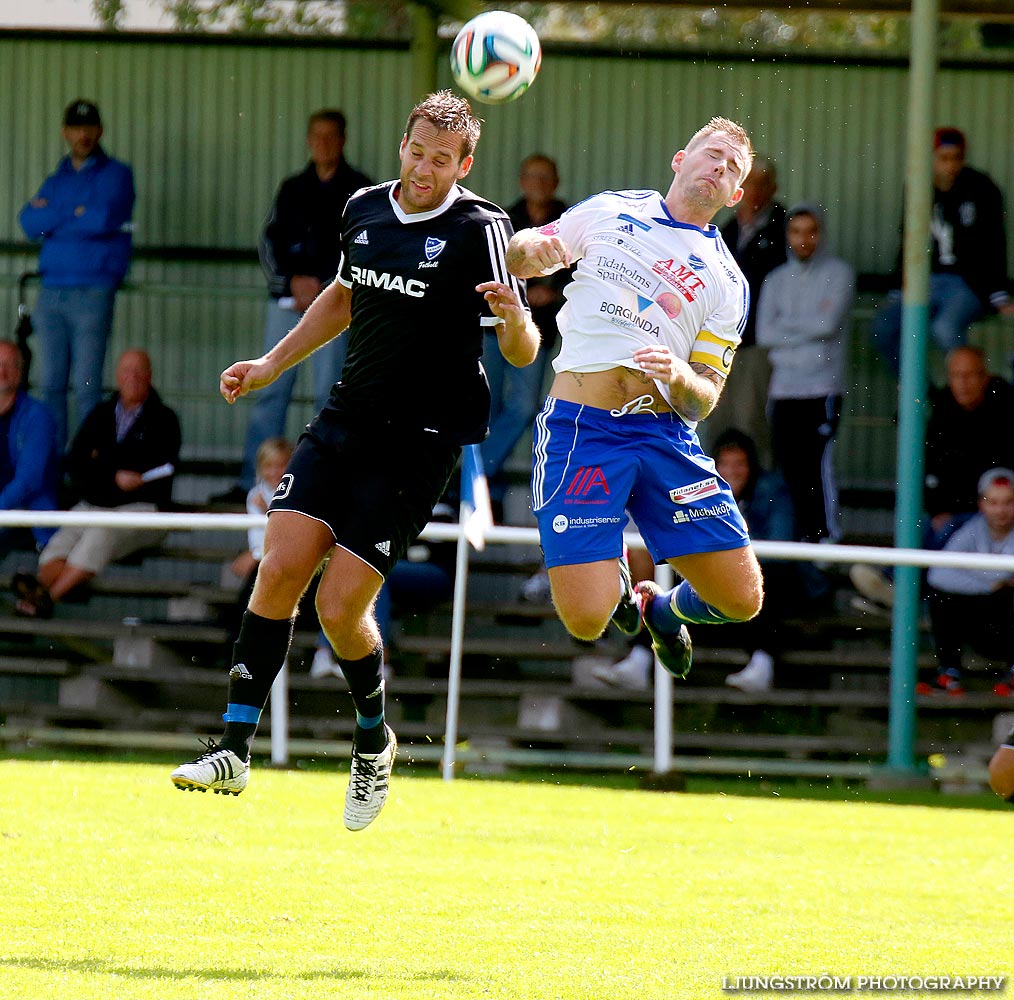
<box><xmin>270</xmin><ymin>658</ymin><xmax>289</xmax><ymax>766</ymax></box>
<box><xmin>441</xmin><ymin>524</ymin><xmax>472</xmax><ymax>781</ymax></box>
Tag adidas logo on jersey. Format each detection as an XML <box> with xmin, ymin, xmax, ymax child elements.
<box><xmin>618</xmin><ymin>223</ymin><xmax>635</xmax><ymax>236</ymax></box>
<box><xmin>354</xmin><ymin>230</ymin><xmax>369</xmax><ymax>245</ymax></box>
<box><xmin>374</xmin><ymin>540</ymin><xmax>391</xmax><ymax>556</ymax></box>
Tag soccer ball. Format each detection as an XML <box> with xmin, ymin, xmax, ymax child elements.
<box><xmin>450</xmin><ymin>10</ymin><xmax>542</xmax><ymax>106</ymax></box>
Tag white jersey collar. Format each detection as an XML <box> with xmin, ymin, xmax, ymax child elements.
<box><xmin>388</xmin><ymin>181</ymin><xmax>463</xmax><ymax>224</ymax></box>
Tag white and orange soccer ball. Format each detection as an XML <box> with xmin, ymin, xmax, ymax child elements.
<box><xmin>450</xmin><ymin>10</ymin><xmax>542</xmax><ymax>106</ymax></box>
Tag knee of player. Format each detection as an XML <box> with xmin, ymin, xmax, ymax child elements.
<box><xmin>558</xmin><ymin>605</ymin><xmax>610</xmax><ymax>643</ymax></box>
<box><xmin>716</xmin><ymin>583</ymin><xmax>764</xmax><ymax>623</ymax></box>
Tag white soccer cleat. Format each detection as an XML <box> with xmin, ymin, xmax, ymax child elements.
<box><xmin>171</xmin><ymin>739</ymin><xmax>249</xmax><ymax>796</ymax></box>
<box><xmin>344</xmin><ymin>726</ymin><xmax>397</xmax><ymax>831</ymax></box>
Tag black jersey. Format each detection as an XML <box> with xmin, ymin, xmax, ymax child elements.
<box><xmin>327</xmin><ymin>180</ymin><xmax>526</xmax><ymax>445</ymax></box>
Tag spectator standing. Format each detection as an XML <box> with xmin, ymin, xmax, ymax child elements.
<box><xmin>757</xmin><ymin>204</ymin><xmax>855</xmax><ymax>542</ymax></box>
<box><xmin>219</xmin><ymin>110</ymin><xmax>371</xmax><ymax>501</ymax></box>
<box><xmin>872</xmin><ymin>127</ymin><xmax>1014</xmax><ymax>374</ymax></box>
<box><xmin>0</xmin><ymin>339</ymin><xmax>60</xmax><ymax>557</ymax></box>
<box><xmin>12</xmin><ymin>350</ymin><xmax>180</xmax><ymax>617</ymax></box>
<box><xmin>701</xmin><ymin>155</ymin><xmax>786</xmax><ymax>464</ymax></box>
<box><xmin>18</xmin><ymin>99</ymin><xmax>135</xmax><ymax>451</ymax></box>
<box><xmin>919</xmin><ymin>468</ymin><xmax>1014</xmax><ymax>697</ymax></box>
<box><xmin>480</xmin><ymin>153</ymin><xmax>569</xmax><ymax>520</ymax></box>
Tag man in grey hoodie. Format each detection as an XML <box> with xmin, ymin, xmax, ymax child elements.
<box><xmin>756</xmin><ymin>204</ymin><xmax>855</xmax><ymax>543</ymax></box>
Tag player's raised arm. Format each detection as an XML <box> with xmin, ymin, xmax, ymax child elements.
<box><xmin>220</xmin><ymin>281</ymin><xmax>353</xmax><ymax>404</ymax></box>
<box><xmin>506</xmin><ymin>227</ymin><xmax>572</xmax><ymax>280</ymax></box>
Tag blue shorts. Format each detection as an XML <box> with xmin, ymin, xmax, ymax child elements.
<box><xmin>531</xmin><ymin>397</ymin><xmax>750</xmax><ymax>568</ymax></box>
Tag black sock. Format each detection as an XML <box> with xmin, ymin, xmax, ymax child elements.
<box><xmin>220</xmin><ymin>610</ymin><xmax>294</xmax><ymax>760</ymax></box>
<box><xmin>337</xmin><ymin>643</ymin><xmax>387</xmax><ymax>754</ymax></box>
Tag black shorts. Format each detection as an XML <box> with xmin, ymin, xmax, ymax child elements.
<box><xmin>268</xmin><ymin>410</ymin><xmax>459</xmax><ymax>578</ymax></box>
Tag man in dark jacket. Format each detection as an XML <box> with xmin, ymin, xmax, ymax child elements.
<box><xmin>0</xmin><ymin>339</ymin><xmax>60</xmax><ymax>556</ymax></box>
<box><xmin>221</xmin><ymin>109</ymin><xmax>371</xmax><ymax>500</ymax></box>
<box><xmin>924</xmin><ymin>345</ymin><xmax>1014</xmax><ymax>544</ymax></box>
<box><xmin>13</xmin><ymin>349</ymin><xmax>180</xmax><ymax>617</ymax></box>
<box><xmin>872</xmin><ymin>127</ymin><xmax>1014</xmax><ymax>374</ymax></box>
<box><xmin>18</xmin><ymin>99</ymin><xmax>135</xmax><ymax>450</ymax></box>
<box><xmin>699</xmin><ymin>155</ymin><xmax>786</xmax><ymax>464</ymax></box>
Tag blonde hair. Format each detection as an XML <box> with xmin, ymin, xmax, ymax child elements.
<box><xmin>256</xmin><ymin>436</ymin><xmax>293</xmax><ymax>474</ymax></box>
<box><xmin>685</xmin><ymin>117</ymin><xmax>755</xmax><ymax>181</ymax></box>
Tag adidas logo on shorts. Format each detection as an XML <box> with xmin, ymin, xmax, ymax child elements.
<box><xmin>374</xmin><ymin>540</ymin><xmax>391</xmax><ymax>556</ymax></box>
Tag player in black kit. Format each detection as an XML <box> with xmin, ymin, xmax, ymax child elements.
<box><xmin>171</xmin><ymin>91</ymin><xmax>540</xmax><ymax>829</ymax></box>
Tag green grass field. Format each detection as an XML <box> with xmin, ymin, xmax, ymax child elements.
<box><xmin>1</xmin><ymin>758</ymin><xmax>1009</xmax><ymax>999</ymax></box>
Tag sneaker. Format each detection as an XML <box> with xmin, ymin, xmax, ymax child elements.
<box><xmin>634</xmin><ymin>581</ymin><xmax>693</xmax><ymax>679</ymax></box>
<box><xmin>849</xmin><ymin>564</ymin><xmax>894</xmax><ymax>609</ymax></box>
<box><xmin>610</xmin><ymin>547</ymin><xmax>643</xmax><ymax>636</ymax></box>
<box><xmin>592</xmin><ymin>644</ymin><xmax>653</xmax><ymax>690</ymax></box>
<box><xmin>171</xmin><ymin>739</ymin><xmax>249</xmax><ymax>795</ymax></box>
<box><xmin>519</xmin><ymin>569</ymin><xmax>552</xmax><ymax>604</ymax></box>
<box><xmin>916</xmin><ymin>672</ymin><xmax>965</xmax><ymax>696</ymax></box>
<box><xmin>725</xmin><ymin>649</ymin><xmax>774</xmax><ymax>692</ymax></box>
<box><xmin>344</xmin><ymin>725</ymin><xmax>397</xmax><ymax>831</ymax></box>
<box><xmin>310</xmin><ymin>646</ymin><xmax>341</xmax><ymax>679</ymax></box>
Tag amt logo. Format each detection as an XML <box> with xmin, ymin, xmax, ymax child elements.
<box><xmin>566</xmin><ymin>466</ymin><xmax>610</xmax><ymax>496</ymax></box>
<box><xmin>350</xmin><ymin>265</ymin><xmax>426</xmax><ymax>298</ymax></box>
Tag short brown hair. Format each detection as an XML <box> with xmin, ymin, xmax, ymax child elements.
<box><xmin>309</xmin><ymin>109</ymin><xmax>346</xmax><ymax>138</ymax></box>
<box><xmin>685</xmin><ymin>117</ymin><xmax>755</xmax><ymax>181</ymax></box>
<box><xmin>404</xmin><ymin>89</ymin><xmax>482</xmax><ymax>161</ymax></box>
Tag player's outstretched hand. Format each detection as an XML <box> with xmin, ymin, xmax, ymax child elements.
<box><xmin>220</xmin><ymin>359</ymin><xmax>277</xmax><ymax>404</ymax></box>
<box><xmin>477</xmin><ymin>281</ymin><xmax>526</xmax><ymax>328</ymax></box>
<box><xmin>506</xmin><ymin>231</ymin><xmax>571</xmax><ymax>279</ymax></box>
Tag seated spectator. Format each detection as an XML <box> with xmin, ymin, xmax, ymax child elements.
<box><xmin>229</xmin><ymin>436</ymin><xmax>293</xmax><ymax>586</ymax></box>
<box><xmin>756</xmin><ymin>203</ymin><xmax>854</xmax><ymax>543</ymax></box>
<box><xmin>12</xmin><ymin>349</ymin><xmax>180</xmax><ymax>617</ymax></box>
<box><xmin>0</xmin><ymin>339</ymin><xmax>60</xmax><ymax>558</ymax></box>
<box><xmin>850</xmin><ymin>346</ymin><xmax>1014</xmax><ymax>610</ymax></box>
<box><xmin>918</xmin><ymin>468</ymin><xmax>1014</xmax><ymax>697</ymax></box>
<box><xmin>871</xmin><ymin>127</ymin><xmax>1014</xmax><ymax>375</ymax></box>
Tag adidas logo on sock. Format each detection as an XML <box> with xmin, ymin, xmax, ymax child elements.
<box><xmin>374</xmin><ymin>540</ymin><xmax>391</xmax><ymax>556</ymax></box>
<box><xmin>230</xmin><ymin>662</ymin><xmax>253</xmax><ymax>680</ymax></box>
<box><xmin>354</xmin><ymin>230</ymin><xmax>369</xmax><ymax>245</ymax></box>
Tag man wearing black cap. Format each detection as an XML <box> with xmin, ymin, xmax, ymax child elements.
<box><xmin>18</xmin><ymin>99</ymin><xmax>135</xmax><ymax>450</ymax></box>
<box><xmin>871</xmin><ymin>126</ymin><xmax>1014</xmax><ymax>375</ymax></box>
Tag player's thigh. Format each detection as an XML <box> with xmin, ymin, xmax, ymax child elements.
<box><xmin>252</xmin><ymin>510</ymin><xmax>335</xmax><ymax>613</ymax></box>
<box><xmin>531</xmin><ymin>397</ymin><xmax>636</xmax><ymax>568</ymax></box>
<box><xmin>669</xmin><ymin>545</ymin><xmax>764</xmax><ymax>619</ymax></box>
<box><xmin>315</xmin><ymin>546</ymin><xmax>385</xmax><ymax>628</ymax></box>
<box><xmin>548</xmin><ymin>559</ymin><xmax>622</xmax><ymax>625</ymax></box>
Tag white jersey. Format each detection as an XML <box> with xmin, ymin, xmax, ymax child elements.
<box><xmin>543</xmin><ymin>189</ymin><xmax>749</xmax><ymax>409</ymax></box>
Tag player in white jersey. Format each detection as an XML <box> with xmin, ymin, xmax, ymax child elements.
<box><xmin>506</xmin><ymin>117</ymin><xmax>764</xmax><ymax>678</ymax></box>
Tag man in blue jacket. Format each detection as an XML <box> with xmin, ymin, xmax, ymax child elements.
<box><xmin>0</xmin><ymin>340</ymin><xmax>60</xmax><ymax>557</ymax></box>
<box><xmin>19</xmin><ymin>98</ymin><xmax>135</xmax><ymax>451</ymax></box>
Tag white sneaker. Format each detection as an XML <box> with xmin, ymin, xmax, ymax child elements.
<box><xmin>344</xmin><ymin>725</ymin><xmax>397</xmax><ymax>831</ymax></box>
<box><xmin>310</xmin><ymin>646</ymin><xmax>341</xmax><ymax>679</ymax></box>
<box><xmin>519</xmin><ymin>570</ymin><xmax>552</xmax><ymax>604</ymax></box>
<box><xmin>592</xmin><ymin>644</ymin><xmax>653</xmax><ymax>691</ymax></box>
<box><xmin>849</xmin><ymin>564</ymin><xmax>894</xmax><ymax>608</ymax></box>
<box><xmin>171</xmin><ymin>739</ymin><xmax>249</xmax><ymax>795</ymax></box>
<box><xmin>725</xmin><ymin>650</ymin><xmax>774</xmax><ymax>692</ymax></box>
